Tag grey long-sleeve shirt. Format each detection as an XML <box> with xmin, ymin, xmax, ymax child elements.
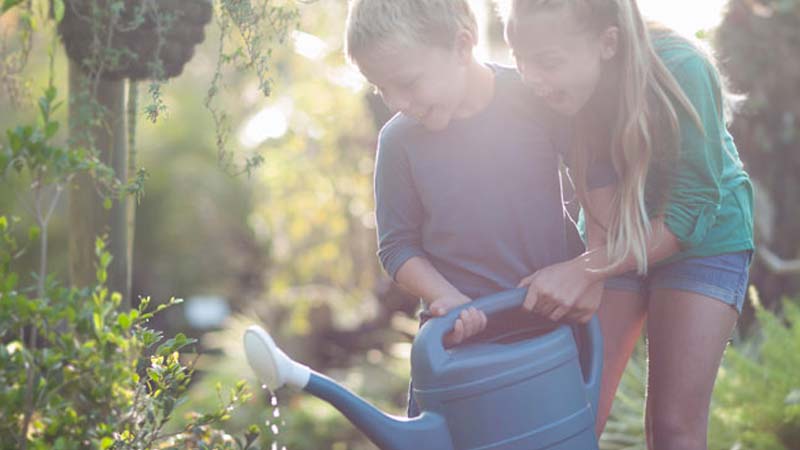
<box><xmin>375</xmin><ymin>65</ymin><xmax>572</xmax><ymax>300</ymax></box>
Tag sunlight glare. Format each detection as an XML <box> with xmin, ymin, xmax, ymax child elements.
<box><xmin>239</xmin><ymin>98</ymin><xmax>292</xmax><ymax>149</ymax></box>
<box><xmin>292</xmin><ymin>30</ymin><xmax>330</xmax><ymax>60</ymax></box>
<box><xmin>638</xmin><ymin>0</ymin><xmax>727</xmax><ymax>36</ymax></box>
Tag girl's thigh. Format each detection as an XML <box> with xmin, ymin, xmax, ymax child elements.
<box><xmin>644</xmin><ymin>288</ymin><xmax>738</xmax><ymax>438</ymax></box>
<box><xmin>595</xmin><ymin>287</ymin><xmax>647</xmax><ymax>435</ymax></box>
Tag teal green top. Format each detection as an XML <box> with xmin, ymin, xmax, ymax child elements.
<box><xmin>579</xmin><ymin>34</ymin><xmax>755</xmax><ymax>264</ymax></box>
<box><xmin>655</xmin><ymin>35</ymin><xmax>754</xmax><ymax>262</ymax></box>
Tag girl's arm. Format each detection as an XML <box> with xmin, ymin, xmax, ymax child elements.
<box><xmin>581</xmin><ymin>182</ymin><xmax>681</xmax><ymax>279</ymax></box>
<box><xmin>520</xmin><ymin>185</ymin><xmax>681</xmax><ymax>323</ymax></box>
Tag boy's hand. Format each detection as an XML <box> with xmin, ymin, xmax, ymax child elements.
<box><xmin>429</xmin><ymin>294</ymin><xmax>487</xmax><ymax>347</ymax></box>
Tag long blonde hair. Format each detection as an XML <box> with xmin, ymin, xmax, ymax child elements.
<box><xmin>509</xmin><ymin>0</ymin><xmax>705</xmax><ymax>274</ymax></box>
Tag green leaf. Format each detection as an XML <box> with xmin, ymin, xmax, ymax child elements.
<box><xmin>3</xmin><ymin>271</ymin><xmax>18</xmax><ymax>291</ymax></box>
<box><xmin>1</xmin><ymin>0</ymin><xmax>24</xmax><ymax>13</ymax></box>
<box><xmin>117</xmin><ymin>313</ymin><xmax>131</xmax><ymax>330</ymax></box>
<box><xmin>28</xmin><ymin>225</ymin><xmax>40</xmax><ymax>242</ymax></box>
<box><xmin>44</xmin><ymin>121</ymin><xmax>59</xmax><ymax>139</ymax></box>
<box><xmin>52</xmin><ymin>0</ymin><xmax>64</xmax><ymax>22</ymax></box>
<box><xmin>103</xmin><ymin>197</ymin><xmax>112</xmax><ymax>210</ymax></box>
<box><xmin>100</xmin><ymin>436</ymin><xmax>114</xmax><ymax>450</ymax></box>
<box><xmin>0</xmin><ymin>216</ymin><xmax>7</xmax><ymax>231</ymax></box>
<box><xmin>93</xmin><ymin>311</ymin><xmax>103</xmax><ymax>335</ymax></box>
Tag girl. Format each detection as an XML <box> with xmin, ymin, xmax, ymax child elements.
<box><xmin>505</xmin><ymin>1</ymin><xmax>754</xmax><ymax>449</ymax></box>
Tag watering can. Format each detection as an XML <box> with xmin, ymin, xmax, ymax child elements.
<box><xmin>244</xmin><ymin>288</ymin><xmax>603</xmax><ymax>450</ymax></box>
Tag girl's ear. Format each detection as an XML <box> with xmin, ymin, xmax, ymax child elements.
<box><xmin>454</xmin><ymin>29</ymin><xmax>477</xmax><ymax>64</ymax></box>
<box><xmin>600</xmin><ymin>26</ymin><xmax>619</xmax><ymax>60</ymax></box>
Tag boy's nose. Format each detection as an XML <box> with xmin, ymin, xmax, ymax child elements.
<box><xmin>520</xmin><ymin>72</ymin><xmax>550</xmax><ymax>98</ymax></box>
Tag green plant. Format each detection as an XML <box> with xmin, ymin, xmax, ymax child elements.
<box><xmin>709</xmin><ymin>290</ymin><xmax>800</xmax><ymax>450</ymax></box>
<box><xmin>0</xmin><ymin>227</ymin><xmax>259</xmax><ymax>449</ymax></box>
<box><xmin>0</xmin><ymin>69</ymin><xmax>265</xmax><ymax>450</ymax></box>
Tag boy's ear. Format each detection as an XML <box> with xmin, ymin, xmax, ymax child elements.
<box><xmin>454</xmin><ymin>29</ymin><xmax>477</xmax><ymax>63</ymax></box>
<box><xmin>600</xmin><ymin>26</ymin><xmax>619</xmax><ymax>60</ymax></box>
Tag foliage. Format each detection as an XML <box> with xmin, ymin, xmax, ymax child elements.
<box><xmin>205</xmin><ymin>0</ymin><xmax>299</xmax><ymax>174</ymax></box>
<box><xmin>0</xmin><ymin>225</ymin><xmax>258</xmax><ymax>449</ymax></box>
<box><xmin>715</xmin><ymin>0</ymin><xmax>800</xmax><ymax>300</ymax></box>
<box><xmin>2</xmin><ymin>0</ymin><xmax>299</xmax><ymax>177</ymax></box>
<box><xmin>709</xmin><ymin>290</ymin><xmax>800</xmax><ymax>450</ymax></box>
<box><xmin>0</xmin><ymin>42</ymin><xmax>267</xmax><ymax>450</ymax></box>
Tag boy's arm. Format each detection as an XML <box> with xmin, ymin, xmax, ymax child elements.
<box><xmin>374</xmin><ymin>132</ymin><xmax>470</xmax><ymax>310</ymax></box>
<box><xmin>396</xmin><ymin>256</ymin><xmax>484</xmax><ymax>346</ymax></box>
<box><xmin>395</xmin><ymin>256</ymin><xmax>470</xmax><ymax>312</ymax></box>
<box><xmin>374</xmin><ymin>128</ymin><xmax>483</xmax><ymax>344</ymax></box>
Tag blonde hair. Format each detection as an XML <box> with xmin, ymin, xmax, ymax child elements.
<box><xmin>344</xmin><ymin>0</ymin><xmax>478</xmax><ymax>62</ymax></box>
<box><xmin>507</xmin><ymin>0</ymin><xmax>705</xmax><ymax>274</ymax></box>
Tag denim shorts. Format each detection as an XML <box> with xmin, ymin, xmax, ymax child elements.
<box><xmin>605</xmin><ymin>251</ymin><xmax>753</xmax><ymax>313</ymax></box>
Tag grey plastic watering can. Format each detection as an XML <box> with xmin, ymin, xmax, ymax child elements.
<box><xmin>244</xmin><ymin>288</ymin><xmax>602</xmax><ymax>450</ymax></box>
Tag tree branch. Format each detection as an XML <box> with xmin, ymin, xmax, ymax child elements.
<box><xmin>756</xmin><ymin>246</ymin><xmax>800</xmax><ymax>275</ymax></box>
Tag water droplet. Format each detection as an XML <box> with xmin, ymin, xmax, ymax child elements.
<box><xmin>226</xmin><ymin>405</ymin><xmax>234</xmax><ymax>412</ymax></box>
<box><xmin>273</xmin><ymin>408</ymin><xmax>280</xmax><ymax>418</ymax></box>
<box><xmin>261</xmin><ymin>384</ymin><xmax>268</xmax><ymax>390</ymax></box>
<box><xmin>271</xmin><ymin>443</ymin><xmax>277</xmax><ymax>450</ymax></box>
<box><xmin>265</xmin><ymin>420</ymin><xmax>271</xmax><ymax>426</ymax></box>
<box><xmin>271</xmin><ymin>395</ymin><xmax>278</xmax><ymax>406</ymax></box>
<box><xmin>271</xmin><ymin>424</ymin><xmax>279</xmax><ymax>434</ymax></box>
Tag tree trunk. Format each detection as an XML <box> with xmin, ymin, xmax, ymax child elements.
<box><xmin>67</xmin><ymin>58</ymin><xmax>131</xmax><ymax>309</ymax></box>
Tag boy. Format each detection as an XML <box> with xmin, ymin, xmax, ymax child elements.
<box><xmin>345</xmin><ymin>0</ymin><xmax>571</xmax><ymax>415</ymax></box>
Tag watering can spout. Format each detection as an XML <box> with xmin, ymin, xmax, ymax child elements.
<box><xmin>305</xmin><ymin>373</ymin><xmax>454</xmax><ymax>450</ymax></box>
<box><xmin>244</xmin><ymin>326</ymin><xmax>454</xmax><ymax>450</ymax></box>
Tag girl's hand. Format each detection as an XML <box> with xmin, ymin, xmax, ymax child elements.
<box><xmin>429</xmin><ymin>294</ymin><xmax>487</xmax><ymax>347</ymax></box>
<box><xmin>518</xmin><ymin>258</ymin><xmax>603</xmax><ymax>323</ymax></box>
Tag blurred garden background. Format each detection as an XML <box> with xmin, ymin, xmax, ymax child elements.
<box><xmin>1</xmin><ymin>0</ymin><xmax>798</xmax><ymax>449</ymax></box>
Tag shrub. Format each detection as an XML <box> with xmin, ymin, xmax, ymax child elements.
<box><xmin>710</xmin><ymin>290</ymin><xmax>800</xmax><ymax>450</ymax></box>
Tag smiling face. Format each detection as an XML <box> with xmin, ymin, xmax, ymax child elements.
<box><xmin>506</xmin><ymin>5</ymin><xmax>619</xmax><ymax>116</ymax></box>
<box><xmin>354</xmin><ymin>41</ymin><xmax>470</xmax><ymax>131</ymax></box>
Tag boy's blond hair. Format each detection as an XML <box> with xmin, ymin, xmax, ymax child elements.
<box><xmin>345</xmin><ymin>0</ymin><xmax>478</xmax><ymax>61</ymax></box>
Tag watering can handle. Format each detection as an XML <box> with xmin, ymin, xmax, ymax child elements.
<box><xmin>415</xmin><ymin>288</ymin><xmax>603</xmax><ymax>415</ymax></box>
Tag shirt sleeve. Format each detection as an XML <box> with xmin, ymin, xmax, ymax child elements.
<box><xmin>663</xmin><ymin>54</ymin><xmax>726</xmax><ymax>248</ymax></box>
<box><xmin>374</xmin><ymin>128</ymin><xmax>427</xmax><ymax>279</ymax></box>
